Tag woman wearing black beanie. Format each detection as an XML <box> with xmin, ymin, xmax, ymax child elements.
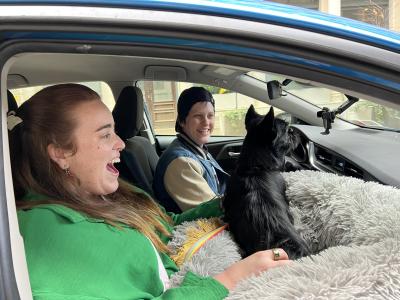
<box><xmin>153</xmin><ymin>87</ymin><xmax>229</xmax><ymax>212</ymax></box>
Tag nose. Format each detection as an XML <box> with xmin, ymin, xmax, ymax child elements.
<box><xmin>201</xmin><ymin>116</ymin><xmax>209</xmax><ymax>125</ymax></box>
<box><xmin>114</xmin><ymin>134</ymin><xmax>125</xmax><ymax>151</ymax></box>
<box><xmin>206</xmin><ymin>114</ymin><xmax>215</xmax><ymax>126</ymax></box>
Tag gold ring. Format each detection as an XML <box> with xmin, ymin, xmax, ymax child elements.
<box><xmin>272</xmin><ymin>248</ymin><xmax>280</xmax><ymax>261</ymax></box>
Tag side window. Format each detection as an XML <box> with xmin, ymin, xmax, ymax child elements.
<box><xmin>81</xmin><ymin>82</ymin><xmax>115</xmax><ymax>111</ymax></box>
<box><xmin>10</xmin><ymin>81</ymin><xmax>114</xmax><ymax>110</ymax></box>
<box><xmin>138</xmin><ymin>81</ymin><xmax>286</xmax><ymax>137</ymax></box>
<box><xmin>10</xmin><ymin>86</ymin><xmax>42</xmax><ymax>106</ymax></box>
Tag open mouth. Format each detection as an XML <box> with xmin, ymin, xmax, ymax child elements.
<box><xmin>198</xmin><ymin>129</ymin><xmax>210</xmax><ymax>135</ymax></box>
<box><xmin>106</xmin><ymin>158</ymin><xmax>120</xmax><ymax>176</ymax></box>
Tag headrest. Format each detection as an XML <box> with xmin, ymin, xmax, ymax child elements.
<box><xmin>112</xmin><ymin>86</ymin><xmax>144</xmax><ymax>140</ymax></box>
<box><xmin>7</xmin><ymin>90</ymin><xmax>18</xmax><ymax>112</ymax></box>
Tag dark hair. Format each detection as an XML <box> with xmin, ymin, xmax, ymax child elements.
<box><xmin>10</xmin><ymin>83</ymin><xmax>171</xmax><ymax>252</ymax></box>
<box><xmin>175</xmin><ymin>86</ymin><xmax>215</xmax><ymax>132</ymax></box>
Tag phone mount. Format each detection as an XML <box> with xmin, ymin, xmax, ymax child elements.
<box><xmin>317</xmin><ymin>95</ymin><xmax>359</xmax><ymax>135</ymax></box>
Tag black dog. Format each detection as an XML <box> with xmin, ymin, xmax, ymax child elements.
<box><xmin>223</xmin><ymin>105</ymin><xmax>310</xmax><ymax>259</ymax></box>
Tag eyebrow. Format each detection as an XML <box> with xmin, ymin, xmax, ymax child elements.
<box><xmin>95</xmin><ymin>124</ymin><xmax>112</xmax><ymax>132</ymax></box>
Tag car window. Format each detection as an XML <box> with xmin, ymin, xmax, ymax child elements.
<box><xmin>248</xmin><ymin>71</ymin><xmax>400</xmax><ymax>131</ymax></box>
<box><xmin>138</xmin><ymin>80</ymin><xmax>287</xmax><ymax>137</ymax></box>
<box><xmin>286</xmin><ymin>86</ymin><xmax>400</xmax><ymax>131</ymax></box>
<box><xmin>10</xmin><ymin>81</ymin><xmax>115</xmax><ymax>111</ymax></box>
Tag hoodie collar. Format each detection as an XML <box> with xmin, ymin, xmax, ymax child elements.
<box><xmin>177</xmin><ymin>133</ymin><xmax>209</xmax><ymax>160</ymax></box>
<box><xmin>21</xmin><ymin>191</ymin><xmax>101</xmax><ymax>224</ymax></box>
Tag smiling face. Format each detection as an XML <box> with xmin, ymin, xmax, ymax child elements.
<box><xmin>180</xmin><ymin>101</ymin><xmax>215</xmax><ymax>147</ymax></box>
<box><xmin>63</xmin><ymin>100</ymin><xmax>125</xmax><ymax>196</ymax></box>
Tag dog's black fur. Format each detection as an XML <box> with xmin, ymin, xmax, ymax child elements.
<box><xmin>223</xmin><ymin>105</ymin><xmax>310</xmax><ymax>259</ymax></box>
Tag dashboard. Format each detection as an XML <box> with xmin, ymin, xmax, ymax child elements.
<box><xmin>289</xmin><ymin>125</ymin><xmax>400</xmax><ymax>188</ymax></box>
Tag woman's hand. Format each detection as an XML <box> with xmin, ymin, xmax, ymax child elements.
<box><xmin>213</xmin><ymin>248</ymin><xmax>290</xmax><ymax>290</ymax></box>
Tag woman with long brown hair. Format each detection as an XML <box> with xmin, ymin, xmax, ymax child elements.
<box><xmin>10</xmin><ymin>83</ymin><xmax>289</xmax><ymax>299</ymax></box>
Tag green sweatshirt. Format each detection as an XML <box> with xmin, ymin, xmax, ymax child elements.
<box><xmin>17</xmin><ymin>191</ymin><xmax>228</xmax><ymax>300</ymax></box>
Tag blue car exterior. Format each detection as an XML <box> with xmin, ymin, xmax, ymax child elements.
<box><xmin>0</xmin><ymin>1</ymin><xmax>399</xmax><ymax>299</ymax></box>
<box><xmin>3</xmin><ymin>0</ymin><xmax>400</xmax><ymax>48</ymax></box>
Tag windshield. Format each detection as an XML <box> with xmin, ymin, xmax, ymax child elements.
<box><xmin>248</xmin><ymin>72</ymin><xmax>400</xmax><ymax>131</ymax></box>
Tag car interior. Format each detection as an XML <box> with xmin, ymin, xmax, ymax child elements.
<box><xmin>6</xmin><ymin>52</ymin><xmax>400</xmax><ymax>193</ymax></box>
<box><xmin>5</xmin><ymin>50</ymin><xmax>400</xmax><ymax>299</ymax></box>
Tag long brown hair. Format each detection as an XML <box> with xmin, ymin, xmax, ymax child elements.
<box><xmin>10</xmin><ymin>83</ymin><xmax>172</xmax><ymax>252</ymax></box>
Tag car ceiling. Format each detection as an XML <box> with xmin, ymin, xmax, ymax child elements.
<box><xmin>8</xmin><ymin>53</ymin><xmax>234</xmax><ymax>87</ymax></box>
<box><xmin>1</xmin><ymin>52</ymin><xmax>373</xmax><ymax>129</ymax></box>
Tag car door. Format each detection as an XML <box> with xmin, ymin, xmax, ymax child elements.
<box><xmin>1</xmin><ymin>1</ymin><xmax>400</xmax><ymax>299</ymax></box>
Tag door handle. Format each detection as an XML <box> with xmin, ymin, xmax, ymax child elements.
<box><xmin>228</xmin><ymin>151</ymin><xmax>241</xmax><ymax>158</ymax></box>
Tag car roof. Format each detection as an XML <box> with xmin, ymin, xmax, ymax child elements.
<box><xmin>3</xmin><ymin>0</ymin><xmax>400</xmax><ymax>51</ymax></box>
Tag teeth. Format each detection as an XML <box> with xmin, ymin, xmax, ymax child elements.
<box><xmin>110</xmin><ymin>158</ymin><xmax>120</xmax><ymax>164</ymax></box>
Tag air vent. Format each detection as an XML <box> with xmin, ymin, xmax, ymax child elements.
<box><xmin>314</xmin><ymin>146</ymin><xmax>333</xmax><ymax>165</ymax></box>
<box><xmin>344</xmin><ymin>163</ymin><xmax>364</xmax><ymax>178</ymax></box>
<box><xmin>314</xmin><ymin>145</ymin><xmax>364</xmax><ymax>179</ymax></box>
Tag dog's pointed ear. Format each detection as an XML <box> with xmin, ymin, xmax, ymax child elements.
<box><xmin>261</xmin><ymin>106</ymin><xmax>275</xmax><ymax>128</ymax></box>
<box><xmin>245</xmin><ymin>105</ymin><xmax>258</xmax><ymax>130</ymax></box>
<box><xmin>261</xmin><ymin>106</ymin><xmax>277</xmax><ymax>142</ymax></box>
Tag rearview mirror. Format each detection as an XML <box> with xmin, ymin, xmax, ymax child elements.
<box><xmin>267</xmin><ymin>80</ymin><xmax>283</xmax><ymax>99</ymax></box>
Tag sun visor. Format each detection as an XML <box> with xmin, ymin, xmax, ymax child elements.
<box><xmin>7</xmin><ymin>74</ymin><xmax>29</xmax><ymax>89</ymax></box>
<box><xmin>144</xmin><ymin>66</ymin><xmax>187</xmax><ymax>81</ymax></box>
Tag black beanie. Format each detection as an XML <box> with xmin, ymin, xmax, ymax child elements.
<box><xmin>175</xmin><ymin>87</ymin><xmax>215</xmax><ymax>132</ymax></box>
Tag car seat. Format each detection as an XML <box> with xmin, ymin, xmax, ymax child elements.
<box><xmin>112</xmin><ymin>86</ymin><xmax>159</xmax><ymax>197</ymax></box>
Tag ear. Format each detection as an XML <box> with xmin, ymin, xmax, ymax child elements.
<box><xmin>245</xmin><ymin>105</ymin><xmax>259</xmax><ymax>130</ymax></box>
<box><xmin>261</xmin><ymin>106</ymin><xmax>275</xmax><ymax>129</ymax></box>
<box><xmin>47</xmin><ymin>143</ymin><xmax>70</xmax><ymax>170</ymax></box>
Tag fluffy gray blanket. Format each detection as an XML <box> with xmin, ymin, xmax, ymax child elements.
<box><xmin>168</xmin><ymin>170</ymin><xmax>400</xmax><ymax>299</ymax></box>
